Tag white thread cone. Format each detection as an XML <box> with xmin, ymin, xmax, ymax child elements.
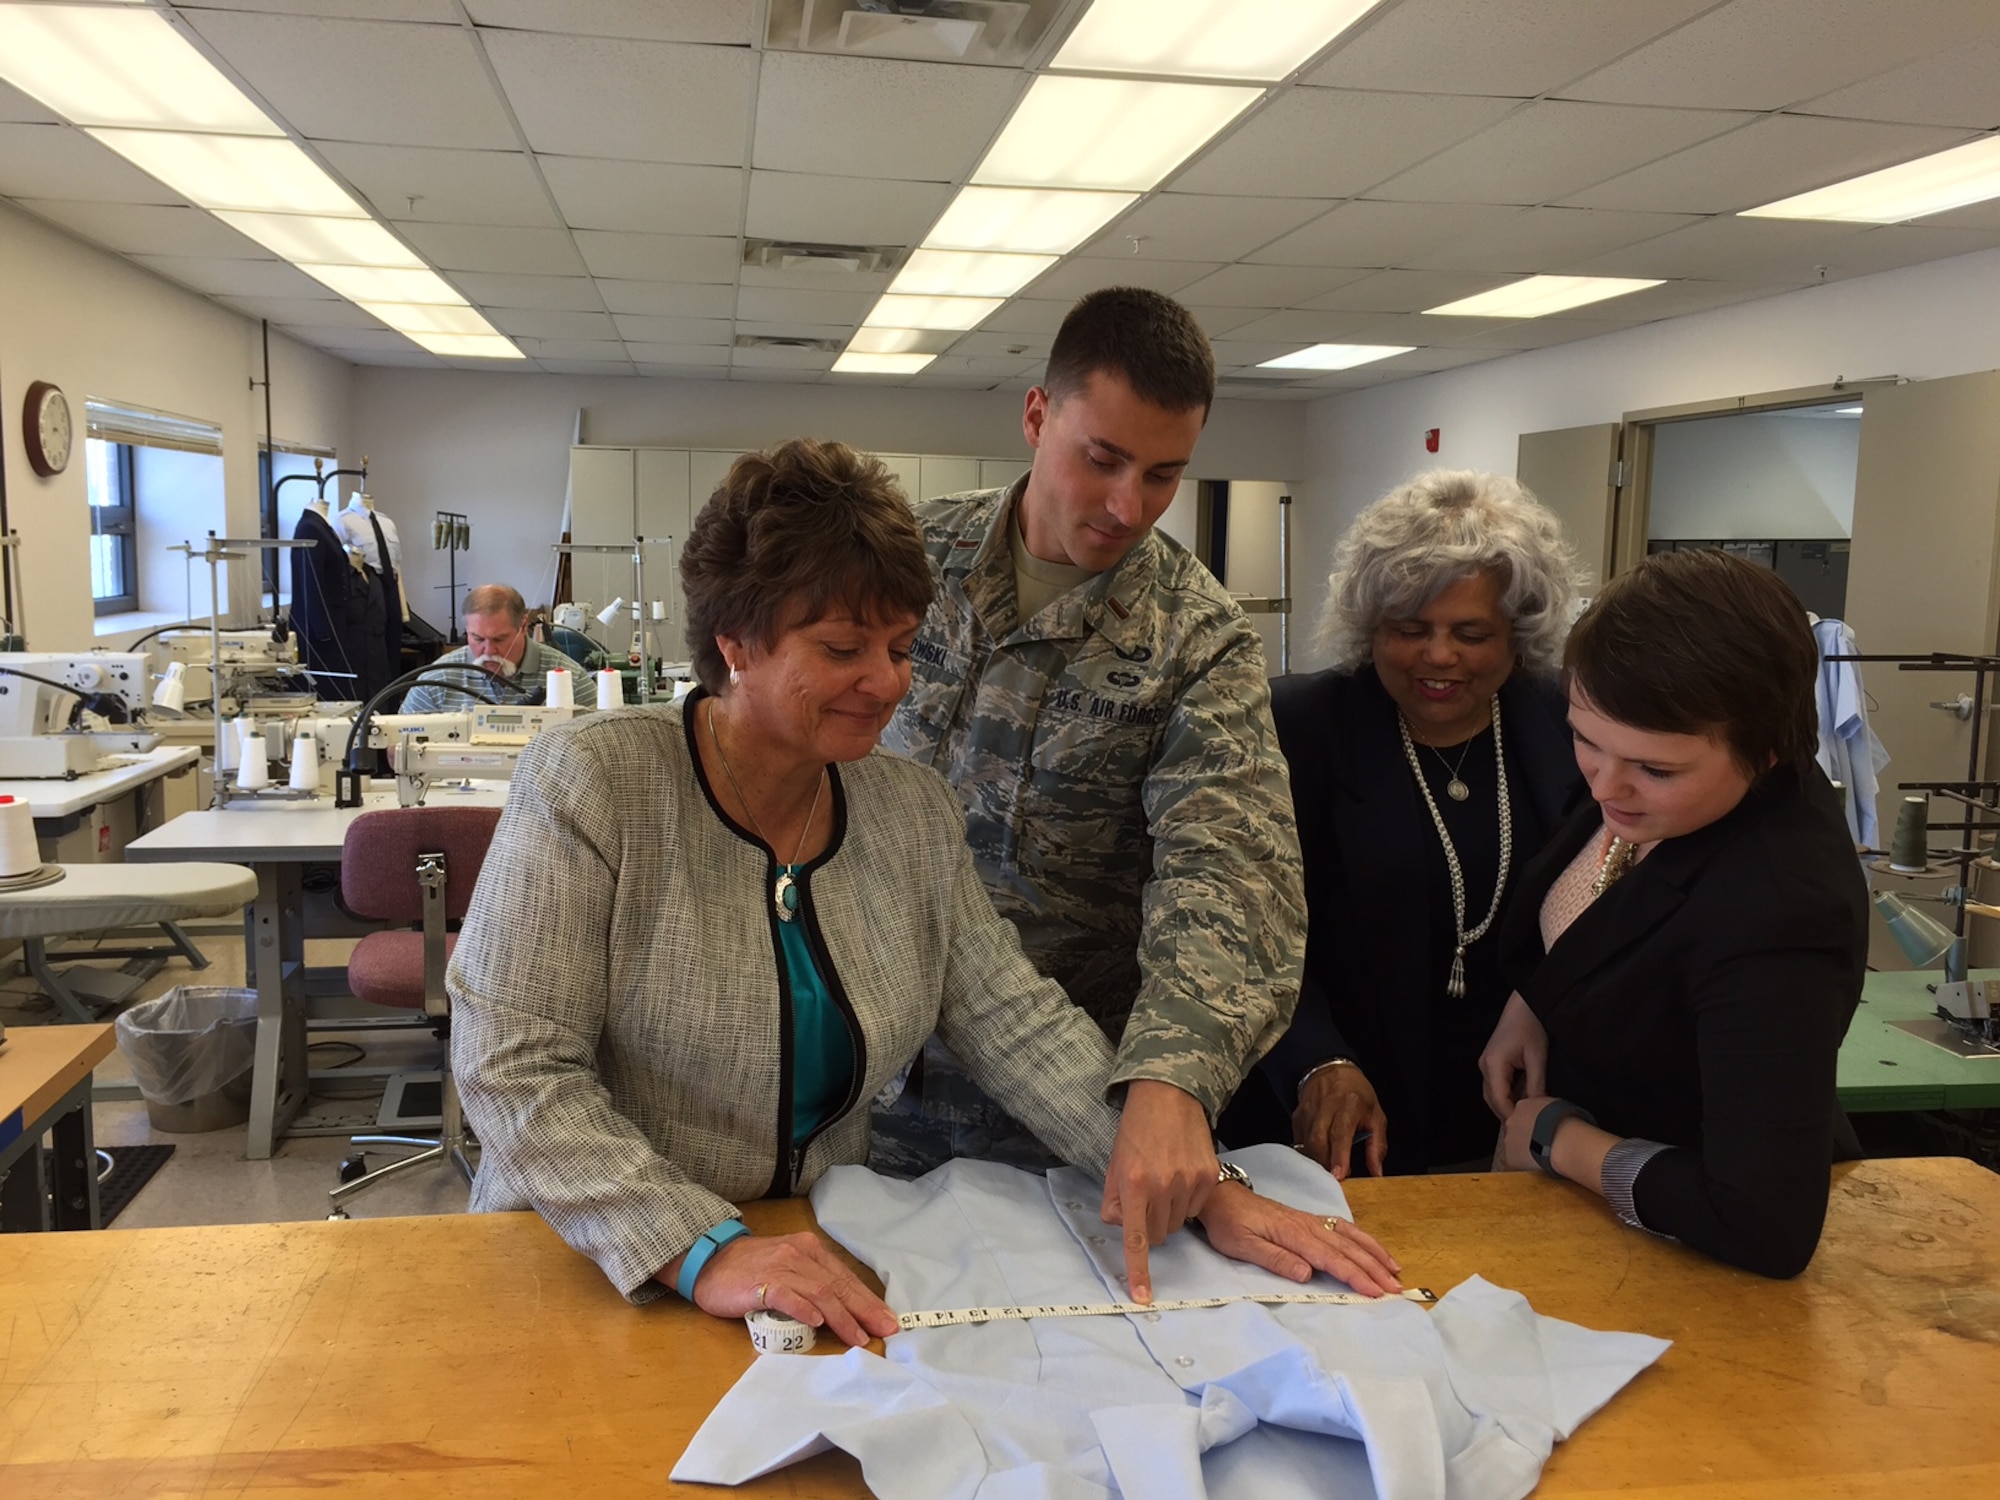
<box><xmin>0</xmin><ymin>796</ymin><xmax>40</xmax><ymax>877</ymax></box>
<box><xmin>236</xmin><ymin>734</ymin><xmax>270</xmax><ymax>790</ymax></box>
<box><xmin>288</xmin><ymin>733</ymin><xmax>320</xmax><ymax>792</ymax></box>
<box><xmin>596</xmin><ymin>669</ymin><xmax>625</xmax><ymax>711</ymax></box>
<box><xmin>546</xmin><ymin>668</ymin><xmax>574</xmax><ymax>709</ymax></box>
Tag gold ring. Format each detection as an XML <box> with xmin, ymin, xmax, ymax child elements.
<box><xmin>755</xmin><ymin>1282</ymin><xmax>768</xmax><ymax>1309</ymax></box>
<box><xmin>1321</xmin><ymin>1217</ymin><xmax>1343</xmax><ymax>1233</ymax></box>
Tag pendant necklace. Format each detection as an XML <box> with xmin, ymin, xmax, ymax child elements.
<box><xmin>1591</xmin><ymin>829</ymin><xmax>1638</xmax><ymax>898</ymax></box>
<box><xmin>1422</xmin><ymin>735</ymin><xmax>1480</xmax><ymax>802</ymax></box>
<box><xmin>1398</xmin><ymin>698</ymin><xmax>1511</xmax><ymax>999</ymax></box>
<box><xmin>708</xmin><ymin>700</ymin><xmax>825</xmax><ymax>924</ymax></box>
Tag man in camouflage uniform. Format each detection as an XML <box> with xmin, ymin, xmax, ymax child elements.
<box><xmin>874</xmin><ymin>287</ymin><xmax>1306</xmax><ymax>1302</ymax></box>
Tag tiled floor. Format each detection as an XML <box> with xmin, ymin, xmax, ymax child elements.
<box><xmin>3</xmin><ymin>924</ymin><xmax>471</xmax><ymax>1229</ymax></box>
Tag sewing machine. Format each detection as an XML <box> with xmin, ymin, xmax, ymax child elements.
<box><xmin>157</xmin><ymin>629</ymin><xmax>317</xmax><ymax>715</ymax></box>
<box><xmin>0</xmin><ymin>652</ymin><xmax>156</xmax><ymax>778</ymax></box>
<box><xmin>369</xmin><ymin>703</ymin><xmax>575</xmax><ymax>806</ymax></box>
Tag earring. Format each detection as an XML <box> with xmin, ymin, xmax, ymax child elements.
<box><xmin>728</xmin><ymin>665</ymin><xmax>741</xmax><ymax>686</ymax></box>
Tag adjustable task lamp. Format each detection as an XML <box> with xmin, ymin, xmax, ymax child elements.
<box><xmin>150</xmin><ymin>661</ymin><xmax>188</xmax><ymax>716</ymax></box>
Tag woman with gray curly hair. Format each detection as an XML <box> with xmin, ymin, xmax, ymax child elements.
<box><xmin>1221</xmin><ymin>470</ymin><xmax>1587</xmax><ymax>1178</ymax></box>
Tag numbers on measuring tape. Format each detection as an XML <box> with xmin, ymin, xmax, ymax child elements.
<box><xmin>896</xmin><ymin>1286</ymin><xmax>1436</xmax><ymax>1332</ymax></box>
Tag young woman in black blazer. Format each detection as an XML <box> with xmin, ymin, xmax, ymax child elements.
<box><xmin>1480</xmin><ymin>548</ymin><xmax>1867</xmax><ymax>1279</ymax></box>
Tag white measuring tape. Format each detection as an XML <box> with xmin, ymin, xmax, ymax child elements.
<box><xmin>747</xmin><ymin>1287</ymin><xmax>1436</xmax><ymax>1353</ymax></box>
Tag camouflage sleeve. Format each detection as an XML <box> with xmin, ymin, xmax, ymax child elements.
<box><xmin>1109</xmin><ymin>618</ymin><xmax>1306</xmax><ymax>1120</ymax></box>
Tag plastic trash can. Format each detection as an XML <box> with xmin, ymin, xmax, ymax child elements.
<box><xmin>114</xmin><ymin>986</ymin><xmax>258</xmax><ymax>1132</ymax></box>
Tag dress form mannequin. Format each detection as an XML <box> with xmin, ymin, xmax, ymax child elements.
<box><xmin>337</xmin><ymin>490</ymin><xmax>404</xmax><ymax>693</ymax></box>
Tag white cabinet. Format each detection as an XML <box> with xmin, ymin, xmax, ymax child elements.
<box><xmin>874</xmin><ymin>453</ymin><xmax>924</xmax><ymax>504</ymax></box>
<box><xmin>917</xmin><ymin>456</ymin><xmax>980</xmax><ymax>500</ymax></box>
<box><xmin>636</xmin><ymin>449</ymin><xmax>691</xmax><ymax>652</ymax></box>
<box><xmin>568</xmin><ymin>447</ymin><xmax>634</xmax><ymax>543</ymax></box>
<box><xmin>979</xmin><ymin>458</ymin><xmax>1028</xmax><ymax>493</ymax></box>
<box><xmin>689</xmin><ymin>449</ymin><xmax>738</xmax><ymax>517</ymax></box>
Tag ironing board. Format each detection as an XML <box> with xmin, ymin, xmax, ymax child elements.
<box><xmin>0</xmin><ymin>863</ymin><xmax>258</xmax><ymax>1023</ymax></box>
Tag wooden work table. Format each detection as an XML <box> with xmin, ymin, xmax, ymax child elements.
<box><xmin>0</xmin><ymin>1158</ymin><xmax>1994</xmax><ymax>1497</ymax></box>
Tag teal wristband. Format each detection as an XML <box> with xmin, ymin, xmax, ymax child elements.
<box><xmin>675</xmin><ymin>1218</ymin><xmax>750</xmax><ymax>1301</ymax></box>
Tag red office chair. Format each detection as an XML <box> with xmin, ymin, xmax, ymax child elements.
<box><xmin>327</xmin><ymin>804</ymin><xmax>502</xmax><ymax>1218</ymax></box>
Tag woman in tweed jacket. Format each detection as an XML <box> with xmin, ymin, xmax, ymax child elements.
<box><xmin>450</xmin><ymin>439</ymin><xmax>1401</xmax><ymax>1344</ymax></box>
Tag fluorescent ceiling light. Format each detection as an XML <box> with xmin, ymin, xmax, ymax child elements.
<box><xmin>407</xmin><ymin>332</ymin><xmax>525</xmax><ymax>360</ymax></box>
<box><xmin>1052</xmin><ymin>0</ymin><xmax>1386</xmax><ymax>83</ymax></box>
<box><xmin>303</xmin><ymin>265</ymin><xmax>465</xmax><ymax>304</ymax></box>
<box><xmin>0</xmin><ymin>6</ymin><xmax>280</xmax><ymax>135</ymax></box>
<box><xmin>862</xmin><ymin>294</ymin><xmax>1004</xmax><ymax>332</ymax></box>
<box><xmin>86</xmin><ymin>129</ymin><xmax>365</xmax><ymax>217</ymax></box>
<box><xmin>891</xmin><ymin>249</ymin><xmax>1057</xmax><ymax>299</ymax></box>
<box><xmin>971</xmin><ymin>76</ymin><xmax>1260</xmax><ymax>192</ymax></box>
<box><xmin>1740</xmin><ymin>135</ymin><xmax>2000</xmax><ymax>224</ymax></box>
<box><xmin>845</xmin><ymin>328</ymin><xmax>958</xmax><ymax>355</ymax></box>
<box><xmin>832</xmin><ymin>352</ymin><xmax>936</xmax><ymax>375</ymax></box>
<box><xmin>1423</xmin><ymin>275</ymin><xmax>1663</xmax><ymax>318</ymax></box>
<box><xmin>1257</xmin><ymin>343</ymin><xmax>1414</xmax><ymax>371</ymax></box>
<box><xmin>1834</xmin><ymin>405</ymin><xmax>1864</xmax><ymax>415</ymax></box>
<box><xmin>214</xmin><ymin>213</ymin><xmax>423</xmax><ymax>269</ymax></box>
<box><xmin>925</xmin><ymin>186</ymin><xmax>1138</xmax><ymax>255</ymax></box>
<box><xmin>358</xmin><ymin>301</ymin><xmax>497</xmax><ymax>337</ymax></box>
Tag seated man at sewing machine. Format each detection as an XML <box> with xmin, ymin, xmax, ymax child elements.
<box><xmin>400</xmin><ymin>585</ymin><xmax>587</xmax><ymax>714</ymax></box>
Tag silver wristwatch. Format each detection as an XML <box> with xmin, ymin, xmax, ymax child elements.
<box><xmin>1216</xmin><ymin>1160</ymin><xmax>1253</xmax><ymax>1193</ymax></box>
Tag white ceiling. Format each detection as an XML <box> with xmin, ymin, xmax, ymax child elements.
<box><xmin>2</xmin><ymin>0</ymin><xmax>1998</xmax><ymax>398</ymax></box>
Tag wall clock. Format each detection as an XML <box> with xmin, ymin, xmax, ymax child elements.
<box><xmin>23</xmin><ymin>380</ymin><xmax>72</xmax><ymax>477</ymax></box>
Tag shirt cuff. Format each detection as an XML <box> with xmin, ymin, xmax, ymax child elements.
<box><xmin>1601</xmin><ymin>1138</ymin><xmax>1676</xmax><ymax>1236</ymax></box>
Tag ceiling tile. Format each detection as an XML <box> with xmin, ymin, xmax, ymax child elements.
<box><xmin>1023</xmin><ymin>256</ymin><xmax>1220</xmax><ymax>300</ymax></box>
<box><xmin>1369</xmin><ymin>345</ymin><xmax>1512</xmax><ymax>374</ymax></box>
<box><xmin>1558</xmin><ymin>0</ymin><xmax>2000</xmax><ymax>111</ymax></box>
<box><xmin>1246</xmin><ymin>200</ymin><xmax>1523</xmax><ymax>268</ymax></box>
<box><xmin>539</xmin><ymin>156</ymin><xmax>743</xmax><ymax>236</ymax></box>
<box><xmin>1540</xmin><ymin>278</ymin><xmax>1793</xmax><ymax>322</ymax></box>
<box><xmin>1081</xmin><ymin>194</ymin><xmax>1332</xmax><ymax>263</ymax></box>
<box><xmin>734</xmin><ymin>287</ymin><xmax>876</xmax><ymax>324</ymax></box>
<box><xmin>739</xmin><ymin>262</ymin><xmax>892</xmax><ymax>295</ymax></box>
<box><xmin>482</xmin><ymin>32</ymin><xmax>755</xmax><ymax>165</ymax></box>
<box><xmin>1174</xmin><ymin>264</ymin><xmax>1374</xmax><ymax>308</ymax></box>
<box><xmin>630</xmin><ymin>344</ymin><xmax>733</xmax><ymax>368</ymax></box>
<box><xmin>316</xmin><ymin>144</ymin><xmax>556</xmax><ymax>227</ymax></box>
<box><xmin>745</xmin><ymin>172</ymin><xmax>950</xmax><ymax>246</ymax></box>
<box><xmin>596</xmin><ymin>279</ymin><xmax>740</xmax><ymax>316</ymax></box>
<box><xmin>1303</xmin><ymin>0</ymin><xmax>1715</xmax><ymax>97</ymax></box>
<box><xmin>313</xmin><ymin>327</ymin><xmax>434</xmax><ymax>353</ymax></box>
<box><xmin>185</xmin><ymin>11</ymin><xmax>518</xmax><ymax>150</ymax></box>
<box><xmin>1799</xmin><ymin>35</ymin><xmax>2000</xmax><ymax>129</ymax></box>
<box><xmin>0</xmin><ymin>79</ymin><xmax>59</xmax><ymax>125</ymax></box>
<box><xmin>1371</xmin><ymin>101</ymin><xmax>1754</xmax><ymax>206</ymax></box>
<box><xmin>1564</xmin><ymin>215</ymin><xmax>1874</xmax><ymax>282</ymax></box>
<box><xmin>921</xmin><ymin>356</ymin><xmax>1040</xmax><ymax>380</ymax></box>
<box><xmin>573</xmin><ymin>231</ymin><xmax>739</xmax><ymax>282</ymax></box>
<box><xmin>1455</xmin><ymin>317</ymin><xmax>1638</xmax><ymax>351</ymax></box>
<box><xmin>1208</xmin><ymin>339</ymin><xmax>1318</xmax><ymax>369</ymax></box>
<box><xmin>1299</xmin><ymin>268</ymin><xmax>1510</xmax><ymax>314</ymax></box>
<box><xmin>1562</xmin><ymin>115</ymin><xmax>1977</xmax><ymax>215</ymax></box>
<box><xmin>535</xmin><ymin>359</ymin><xmax>638</xmax><ymax>375</ymax></box>
<box><xmin>1171</xmin><ymin>90</ymin><xmax>1520</xmax><ymax>199</ymax></box>
<box><xmin>611</xmin><ymin>314</ymin><xmax>735</xmax><ymax>344</ymax></box>
<box><xmin>1223</xmin><ymin>309</ymin><xmax>1380</xmax><ymax>343</ymax></box>
<box><xmin>0</xmin><ymin>124</ymin><xmax>184</xmax><ymax>205</ymax></box>
<box><xmin>1812</xmin><ymin>222</ymin><xmax>2000</xmax><ymax>278</ymax></box>
<box><xmin>1338</xmin><ymin>311</ymin><xmax>1521</xmax><ymax>345</ymax></box>
<box><xmin>186</xmin><ymin>3</ymin><xmax>461</xmax><ymax>19</ymax></box>
<box><xmin>450</xmin><ymin>272</ymin><xmax>605</xmax><ymax>311</ymax></box>
<box><xmin>1927</xmin><ymin>199</ymin><xmax>2000</xmax><ymax>232</ymax></box>
<box><xmin>17</xmin><ymin>200</ymin><xmax>264</xmax><ymax>260</ymax></box>
<box><xmin>752</xmin><ymin>51</ymin><xmax>1023</xmax><ymax>182</ymax></box>
<box><xmin>732</xmin><ymin>343</ymin><xmax>835</xmax><ymax>370</ymax></box>
<box><xmin>514</xmin><ymin>338</ymin><xmax>629</xmax><ymax>361</ymax></box>
<box><xmin>485</xmin><ymin>308</ymin><xmax>620</xmax><ymax>340</ymax></box>
<box><xmin>731</xmin><ymin>321</ymin><xmax>851</xmax><ymax>341</ymax></box>
<box><xmin>465</xmin><ymin>0</ymin><xmax>755</xmax><ymax>44</ymax></box>
<box><xmin>397</xmin><ymin>222</ymin><xmax>588</xmax><ymax>275</ymax></box>
<box><xmin>980</xmin><ymin>299</ymin><xmax>1073</xmax><ymax>334</ymax></box>
<box><xmin>217</xmin><ymin>295</ymin><xmax>374</xmax><ymax>328</ymax></box>
<box><xmin>1183</xmin><ymin>305</ymin><xmax>1276</xmax><ymax>337</ymax></box>
<box><xmin>129</xmin><ymin>255</ymin><xmax>339</xmax><ymax>300</ymax></box>
<box><xmin>950</xmin><ymin>330</ymin><xmax>1052</xmax><ymax>359</ymax></box>
<box><xmin>1407</xmin><ymin>206</ymin><xmax>1701</xmax><ymax>273</ymax></box>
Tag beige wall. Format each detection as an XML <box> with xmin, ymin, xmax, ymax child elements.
<box><xmin>0</xmin><ymin>199</ymin><xmax>354</xmax><ymax>651</ymax></box>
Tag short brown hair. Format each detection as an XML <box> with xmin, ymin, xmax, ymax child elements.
<box><xmin>1043</xmin><ymin>287</ymin><xmax>1215</xmax><ymax>416</ymax></box>
<box><xmin>1565</xmin><ymin>548</ymin><xmax>1818</xmax><ymax>777</ymax></box>
<box><xmin>462</xmin><ymin>584</ymin><xmax>526</xmax><ymax>624</ymax></box>
<box><xmin>680</xmin><ymin>438</ymin><xmax>935</xmax><ymax>694</ymax></box>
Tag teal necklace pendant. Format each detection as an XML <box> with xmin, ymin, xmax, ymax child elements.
<box><xmin>774</xmin><ymin>868</ymin><xmax>800</xmax><ymax>923</ymax></box>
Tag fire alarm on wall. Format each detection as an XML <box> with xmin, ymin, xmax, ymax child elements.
<box><xmin>1424</xmin><ymin>429</ymin><xmax>1440</xmax><ymax>453</ymax></box>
